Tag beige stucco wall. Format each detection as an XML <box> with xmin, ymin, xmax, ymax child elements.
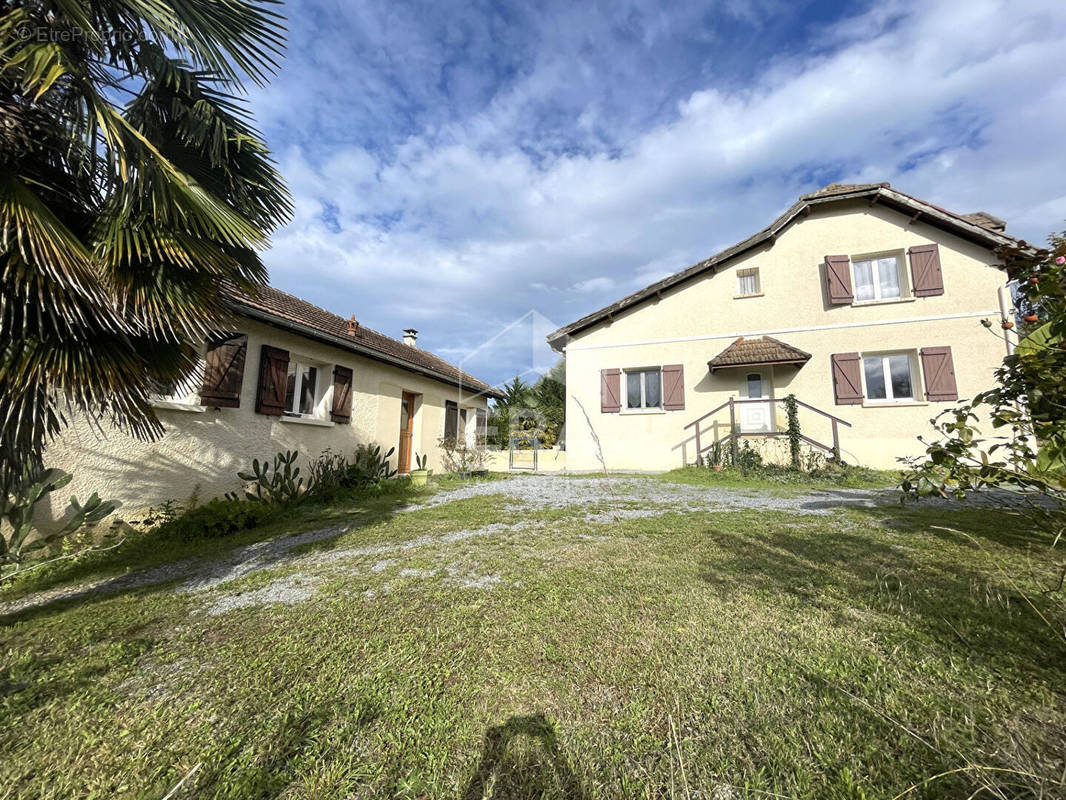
<box><xmin>42</xmin><ymin>317</ymin><xmax>489</xmax><ymax>524</ymax></box>
<box><xmin>485</xmin><ymin>448</ymin><xmax>567</xmax><ymax>473</ymax></box>
<box><xmin>561</xmin><ymin>201</ymin><xmax>1010</xmax><ymax>471</ymax></box>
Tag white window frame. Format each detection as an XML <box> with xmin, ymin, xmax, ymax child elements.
<box><xmin>736</xmin><ymin>267</ymin><xmax>761</xmax><ymax>298</ymax></box>
<box><xmin>149</xmin><ymin>346</ymin><xmax>206</xmax><ymax>411</ymax></box>
<box><xmin>860</xmin><ymin>351</ymin><xmax>919</xmax><ymax>404</ymax></box>
<box><xmin>284</xmin><ymin>357</ymin><xmax>329</xmax><ymax>419</ymax></box>
<box><xmin>624</xmin><ymin>367</ymin><xmax>663</xmax><ymax>410</ymax></box>
<box><xmin>851</xmin><ymin>251</ymin><xmax>907</xmax><ymax>303</ymax></box>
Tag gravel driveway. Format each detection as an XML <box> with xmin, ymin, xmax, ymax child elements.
<box><xmin>0</xmin><ymin>475</ymin><xmax>913</xmax><ymax>617</ymax></box>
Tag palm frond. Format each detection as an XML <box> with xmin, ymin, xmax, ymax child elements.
<box><xmin>0</xmin><ymin>0</ymin><xmax>292</xmax><ymax>491</ymax></box>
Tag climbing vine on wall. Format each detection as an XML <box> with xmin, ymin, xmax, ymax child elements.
<box><xmin>784</xmin><ymin>394</ymin><xmax>802</xmax><ymax>469</ymax></box>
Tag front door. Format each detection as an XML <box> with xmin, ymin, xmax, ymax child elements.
<box><xmin>739</xmin><ymin>372</ymin><xmax>773</xmax><ymax>433</ymax></box>
<box><xmin>398</xmin><ymin>392</ymin><xmax>417</xmax><ymax>473</ymax></box>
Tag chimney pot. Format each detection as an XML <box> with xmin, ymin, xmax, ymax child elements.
<box><xmin>403</xmin><ymin>328</ymin><xmax>418</xmax><ymax>347</ymax></box>
<box><xmin>346</xmin><ymin>315</ymin><xmax>359</xmax><ymax>336</ymax></box>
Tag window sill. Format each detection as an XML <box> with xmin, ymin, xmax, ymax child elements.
<box><xmin>861</xmin><ymin>400</ymin><xmax>928</xmax><ymax>408</ymax></box>
<box><xmin>852</xmin><ymin>297</ymin><xmax>916</xmax><ymax>308</ymax></box>
<box><xmin>620</xmin><ymin>407</ymin><xmax>667</xmax><ymax>415</ymax></box>
<box><xmin>279</xmin><ymin>415</ymin><xmax>335</xmax><ymax>428</ymax></box>
<box><xmin>150</xmin><ymin>399</ymin><xmax>206</xmax><ymax>413</ymax></box>
<box><xmin>733</xmin><ymin>292</ymin><xmax>764</xmax><ymax>300</ymax></box>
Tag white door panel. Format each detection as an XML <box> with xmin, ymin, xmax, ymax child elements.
<box><xmin>739</xmin><ymin>372</ymin><xmax>773</xmax><ymax>433</ymax></box>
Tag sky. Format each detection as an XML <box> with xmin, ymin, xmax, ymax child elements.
<box><xmin>246</xmin><ymin>0</ymin><xmax>1066</xmax><ymax>388</ymax></box>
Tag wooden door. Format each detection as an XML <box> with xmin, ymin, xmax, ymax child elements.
<box><xmin>398</xmin><ymin>392</ymin><xmax>417</xmax><ymax>473</ymax></box>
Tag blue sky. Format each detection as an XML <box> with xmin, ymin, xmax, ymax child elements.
<box><xmin>247</xmin><ymin>0</ymin><xmax>1066</xmax><ymax>387</ymax></box>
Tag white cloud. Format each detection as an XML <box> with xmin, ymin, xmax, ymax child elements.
<box><xmin>572</xmin><ymin>276</ymin><xmax>616</xmax><ymax>293</ymax></box>
<box><xmin>254</xmin><ymin>0</ymin><xmax>1066</xmax><ymax>384</ymax></box>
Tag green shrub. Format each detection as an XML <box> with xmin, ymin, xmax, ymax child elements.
<box><xmin>731</xmin><ymin>441</ymin><xmax>764</xmax><ymax>472</ymax></box>
<box><xmin>306</xmin><ymin>448</ymin><xmax>350</xmax><ymax>501</ymax></box>
<box><xmin>158</xmin><ymin>499</ymin><xmax>277</xmax><ymax>540</ymax></box>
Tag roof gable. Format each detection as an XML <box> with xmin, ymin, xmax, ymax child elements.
<box><xmin>547</xmin><ymin>182</ymin><xmax>1024</xmax><ymax>348</ymax></box>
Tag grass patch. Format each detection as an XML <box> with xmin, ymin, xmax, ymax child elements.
<box><xmin>660</xmin><ymin>463</ymin><xmax>901</xmax><ymax>490</ymax></box>
<box><xmin>1</xmin><ymin>478</ymin><xmax>1063</xmax><ymax>798</ymax></box>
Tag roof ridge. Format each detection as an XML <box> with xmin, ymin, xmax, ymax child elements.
<box><xmin>248</xmin><ymin>284</ymin><xmax>395</xmax><ymax>341</ymax></box>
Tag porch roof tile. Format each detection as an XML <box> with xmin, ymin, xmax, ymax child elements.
<box><xmin>707</xmin><ymin>336</ymin><xmax>812</xmax><ymax>372</ymax></box>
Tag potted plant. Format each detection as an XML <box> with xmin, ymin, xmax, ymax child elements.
<box><xmin>706</xmin><ymin>440</ymin><xmax>724</xmax><ymax>471</ymax></box>
<box><xmin>409</xmin><ymin>453</ymin><xmax>430</xmax><ymax>488</ymax></box>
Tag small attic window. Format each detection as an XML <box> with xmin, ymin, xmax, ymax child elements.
<box><xmin>736</xmin><ymin>268</ymin><xmax>761</xmax><ymax>297</ymax></box>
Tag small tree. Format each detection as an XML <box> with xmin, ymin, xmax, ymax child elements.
<box><xmin>532</xmin><ymin>359</ymin><xmax>566</xmax><ymax>447</ymax></box>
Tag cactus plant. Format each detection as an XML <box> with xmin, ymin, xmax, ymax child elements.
<box><xmin>1</xmin><ymin>467</ymin><xmax>116</xmax><ymax>572</ymax></box>
<box><xmin>238</xmin><ymin>450</ymin><xmax>306</xmax><ymax>506</ymax></box>
<box><xmin>347</xmin><ymin>444</ymin><xmax>398</xmax><ymax>488</ymax></box>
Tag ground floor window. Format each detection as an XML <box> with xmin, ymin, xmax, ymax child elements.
<box><xmin>284</xmin><ymin>360</ymin><xmax>322</xmax><ymax>416</ymax></box>
<box><xmin>862</xmin><ymin>352</ymin><xmax>916</xmax><ymax>402</ymax></box>
<box><xmin>149</xmin><ymin>348</ymin><xmax>205</xmax><ymax>406</ymax></box>
<box><xmin>625</xmin><ymin>367</ymin><xmax>662</xmax><ymax>409</ymax></box>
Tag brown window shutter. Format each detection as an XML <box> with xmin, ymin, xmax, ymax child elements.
<box><xmin>920</xmin><ymin>346</ymin><xmax>958</xmax><ymax>401</ymax></box>
<box><xmin>824</xmin><ymin>255</ymin><xmax>854</xmax><ymax>304</ymax></box>
<box><xmin>255</xmin><ymin>345</ymin><xmax>289</xmax><ymax>415</ymax></box>
<box><xmin>199</xmin><ymin>333</ymin><xmax>247</xmax><ymax>408</ymax></box>
<box><xmin>908</xmin><ymin>244</ymin><xmax>944</xmax><ymax>296</ymax></box>
<box><xmin>600</xmin><ymin>368</ymin><xmax>621</xmax><ymax>413</ymax></box>
<box><xmin>475</xmin><ymin>408</ymin><xmax>487</xmax><ymax>442</ymax></box>
<box><xmin>831</xmin><ymin>352</ymin><xmax>863</xmax><ymax>405</ymax></box>
<box><xmin>662</xmin><ymin>364</ymin><xmax>685</xmax><ymax>410</ymax></box>
<box><xmin>330</xmin><ymin>365</ymin><xmax>353</xmax><ymax>423</ymax></box>
<box><xmin>444</xmin><ymin>400</ymin><xmax>459</xmax><ymax>438</ymax></box>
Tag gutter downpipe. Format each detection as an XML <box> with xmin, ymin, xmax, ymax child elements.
<box><xmin>998</xmin><ymin>283</ymin><xmax>1018</xmax><ymax>356</ymax></box>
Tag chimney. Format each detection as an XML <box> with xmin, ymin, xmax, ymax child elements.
<box><xmin>403</xmin><ymin>328</ymin><xmax>418</xmax><ymax>347</ymax></box>
<box><xmin>346</xmin><ymin>315</ymin><xmax>359</xmax><ymax>336</ymax></box>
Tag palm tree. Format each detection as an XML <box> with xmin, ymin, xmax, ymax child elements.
<box><xmin>0</xmin><ymin>1</ymin><xmax>292</xmax><ymax>490</ymax></box>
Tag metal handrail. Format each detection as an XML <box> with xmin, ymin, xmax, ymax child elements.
<box><xmin>685</xmin><ymin>395</ymin><xmax>852</xmax><ymax>463</ymax></box>
<box><xmin>684</xmin><ymin>396</ymin><xmax>851</xmax><ymax>430</ymax></box>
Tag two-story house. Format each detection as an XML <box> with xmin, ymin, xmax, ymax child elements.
<box><xmin>546</xmin><ymin>183</ymin><xmax>1020</xmax><ymax>471</ymax></box>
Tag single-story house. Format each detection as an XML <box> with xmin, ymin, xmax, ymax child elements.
<box><xmin>44</xmin><ymin>285</ymin><xmax>502</xmax><ymax>519</ymax></box>
<box><xmin>547</xmin><ymin>182</ymin><xmax>1021</xmax><ymax>471</ymax></box>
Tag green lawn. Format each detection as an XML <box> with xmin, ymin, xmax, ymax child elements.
<box><xmin>658</xmin><ymin>464</ymin><xmax>902</xmax><ymax>490</ymax></box>
<box><xmin>1</xmin><ymin>477</ymin><xmax>1063</xmax><ymax>799</ymax></box>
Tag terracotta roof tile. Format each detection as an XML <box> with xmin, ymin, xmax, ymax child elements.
<box><xmin>225</xmin><ymin>285</ymin><xmax>502</xmax><ymax>399</ymax></box>
<box><xmin>707</xmin><ymin>336</ymin><xmax>812</xmax><ymax>372</ymax></box>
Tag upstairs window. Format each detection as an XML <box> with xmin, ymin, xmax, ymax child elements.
<box><xmin>284</xmin><ymin>360</ymin><xmax>321</xmax><ymax>416</ymax></box>
<box><xmin>852</xmin><ymin>254</ymin><xmax>904</xmax><ymax>302</ymax></box>
<box><xmin>736</xmin><ymin>267</ymin><xmax>761</xmax><ymax>297</ymax></box>
<box><xmin>625</xmin><ymin>367</ymin><xmax>662</xmax><ymax>409</ymax></box>
<box><xmin>862</xmin><ymin>352</ymin><xmax>915</xmax><ymax>402</ymax></box>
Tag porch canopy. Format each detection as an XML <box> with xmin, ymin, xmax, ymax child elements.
<box><xmin>707</xmin><ymin>335</ymin><xmax>811</xmax><ymax>373</ymax></box>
